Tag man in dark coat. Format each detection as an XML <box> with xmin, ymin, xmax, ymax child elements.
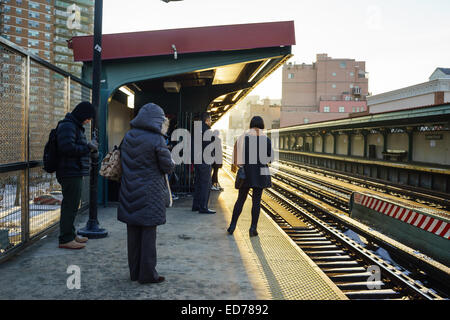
<box><xmin>56</xmin><ymin>101</ymin><xmax>98</xmax><ymax>249</ymax></box>
<box><xmin>191</xmin><ymin>112</ymin><xmax>216</xmax><ymax>214</ymax></box>
<box><xmin>118</xmin><ymin>103</ymin><xmax>175</xmax><ymax>284</ymax></box>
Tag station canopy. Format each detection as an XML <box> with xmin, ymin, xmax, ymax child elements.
<box><xmin>69</xmin><ymin>21</ymin><xmax>295</xmax><ymax>122</ymax></box>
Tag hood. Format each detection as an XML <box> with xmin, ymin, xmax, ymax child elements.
<box><xmin>130</xmin><ymin>103</ymin><xmax>166</xmax><ymax>134</ymax></box>
<box><xmin>63</xmin><ymin>113</ymin><xmax>84</xmax><ymax>130</ymax></box>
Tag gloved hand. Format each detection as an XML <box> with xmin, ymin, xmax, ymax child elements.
<box><xmin>87</xmin><ymin>139</ymin><xmax>98</xmax><ymax>152</ymax></box>
<box><xmin>90</xmin><ymin>150</ymin><xmax>99</xmax><ymax>160</ymax></box>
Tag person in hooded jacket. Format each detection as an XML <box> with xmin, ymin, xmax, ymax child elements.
<box><xmin>118</xmin><ymin>103</ymin><xmax>175</xmax><ymax>284</ymax></box>
<box><xmin>56</xmin><ymin>101</ymin><xmax>99</xmax><ymax>249</ymax></box>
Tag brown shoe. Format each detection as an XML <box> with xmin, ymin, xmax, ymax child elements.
<box><xmin>59</xmin><ymin>240</ymin><xmax>86</xmax><ymax>250</ymax></box>
<box><xmin>75</xmin><ymin>235</ymin><xmax>88</xmax><ymax>243</ymax></box>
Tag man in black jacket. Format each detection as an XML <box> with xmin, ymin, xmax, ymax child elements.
<box><xmin>56</xmin><ymin>101</ymin><xmax>98</xmax><ymax>249</ymax></box>
<box><xmin>191</xmin><ymin>112</ymin><xmax>215</xmax><ymax>214</ymax></box>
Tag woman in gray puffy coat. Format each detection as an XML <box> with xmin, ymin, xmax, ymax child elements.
<box><xmin>118</xmin><ymin>103</ymin><xmax>175</xmax><ymax>284</ymax></box>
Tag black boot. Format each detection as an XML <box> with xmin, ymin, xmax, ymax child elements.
<box><xmin>249</xmin><ymin>227</ymin><xmax>258</xmax><ymax>237</ymax></box>
<box><xmin>227</xmin><ymin>223</ymin><xmax>236</xmax><ymax>235</ymax></box>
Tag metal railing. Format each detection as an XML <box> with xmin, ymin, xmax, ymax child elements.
<box><xmin>0</xmin><ymin>37</ymin><xmax>92</xmax><ymax>262</ymax></box>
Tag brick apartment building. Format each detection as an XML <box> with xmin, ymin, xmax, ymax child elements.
<box><xmin>281</xmin><ymin>53</ymin><xmax>369</xmax><ymax>127</ymax></box>
<box><xmin>0</xmin><ymin>0</ymin><xmax>94</xmax><ymax>76</ymax></box>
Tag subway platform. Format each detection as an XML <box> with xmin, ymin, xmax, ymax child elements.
<box><xmin>0</xmin><ymin>172</ymin><xmax>345</xmax><ymax>300</ymax></box>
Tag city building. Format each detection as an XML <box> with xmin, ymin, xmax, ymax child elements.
<box><xmin>0</xmin><ymin>0</ymin><xmax>94</xmax><ymax>76</ymax></box>
<box><xmin>367</xmin><ymin>68</ymin><xmax>450</xmax><ymax>114</ymax></box>
<box><xmin>281</xmin><ymin>53</ymin><xmax>368</xmax><ymax>127</ymax></box>
<box><xmin>229</xmin><ymin>95</ymin><xmax>280</xmax><ymax>130</ymax></box>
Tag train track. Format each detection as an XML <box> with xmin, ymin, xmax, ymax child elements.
<box><xmin>221</xmin><ymin>150</ymin><xmax>449</xmax><ymax>299</ymax></box>
<box><xmin>278</xmin><ymin>158</ymin><xmax>450</xmax><ymax>211</ymax></box>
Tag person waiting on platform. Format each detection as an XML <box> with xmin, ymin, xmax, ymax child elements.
<box><xmin>227</xmin><ymin>116</ymin><xmax>273</xmax><ymax>237</ymax></box>
<box><xmin>117</xmin><ymin>103</ymin><xmax>175</xmax><ymax>284</ymax></box>
<box><xmin>191</xmin><ymin>112</ymin><xmax>216</xmax><ymax>214</ymax></box>
<box><xmin>211</xmin><ymin>130</ymin><xmax>224</xmax><ymax>191</ymax></box>
<box><xmin>56</xmin><ymin>101</ymin><xmax>98</xmax><ymax>250</ymax></box>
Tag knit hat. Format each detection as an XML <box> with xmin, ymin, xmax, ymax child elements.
<box><xmin>71</xmin><ymin>101</ymin><xmax>95</xmax><ymax>123</ymax></box>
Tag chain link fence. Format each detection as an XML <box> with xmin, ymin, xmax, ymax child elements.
<box><xmin>0</xmin><ymin>38</ymin><xmax>92</xmax><ymax>261</ymax></box>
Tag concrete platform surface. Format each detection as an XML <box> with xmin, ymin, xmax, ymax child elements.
<box><xmin>0</xmin><ymin>198</ymin><xmax>263</xmax><ymax>300</ymax></box>
<box><xmin>0</xmin><ymin>171</ymin><xmax>346</xmax><ymax>300</ymax></box>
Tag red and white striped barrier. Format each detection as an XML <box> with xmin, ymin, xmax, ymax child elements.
<box><xmin>353</xmin><ymin>193</ymin><xmax>450</xmax><ymax>240</ymax></box>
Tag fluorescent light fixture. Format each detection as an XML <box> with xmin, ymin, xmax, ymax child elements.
<box><xmin>213</xmin><ymin>94</ymin><xmax>227</xmax><ymax>102</ymax></box>
<box><xmin>119</xmin><ymin>86</ymin><xmax>134</xmax><ymax>96</ymax></box>
<box><xmin>248</xmin><ymin>59</ymin><xmax>271</xmax><ymax>82</ymax></box>
<box><xmin>223</xmin><ymin>105</ymin><xmax>230</xmax><ymax>111</ymax></box>
<box><xmin>126</xmin><ymin>95</ymin><xmax>134</xmax><ymax>109</ymax></box>
<box><xmin>232</xmin><ymin>90</ymin><xmax>243</xmax><ymax>102</ymax></box>
<box><xmin>210</xmin><ymin>107</ymin><xmax>218</xmax><ymax>112</ymax></box>
<box><xmin>119</xmin><ymin>86</ymin><xmax>135</xmax><ymax>109</ymax></box>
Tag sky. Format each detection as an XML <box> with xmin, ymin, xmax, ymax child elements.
<box><xmin>102</xmin><ymin>0</ymin><xmax>450</xmax><ymax>100</ymax></box>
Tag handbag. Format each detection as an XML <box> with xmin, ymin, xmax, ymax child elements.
<box><xmin>234</xmin><ymin>166</ymin><xmax>246</xmax><ymax>189</ymax></box>
<box><xmin>99</xmin><ymin>143</ymin><xmax>122</xmax><ymax>181</ymax></box>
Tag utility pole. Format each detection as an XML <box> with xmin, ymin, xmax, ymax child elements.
<box><xmin>78</xmin><ymin>0</ymin><xmax>107</xmax><ymax>239</ymax></box>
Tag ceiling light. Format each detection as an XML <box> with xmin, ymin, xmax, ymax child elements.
<box><xmin>119</xmin><ymin>86</ymin><xmax>134</xmax><ymax>96</ymax></box>
<box><xmin>210</xmin><ymin>107</ymin><xmax>218</xmax><ymax>112</ymax></box>
<box><xmin>119</xmin><ymin>86</ymin><xmax>135</xmax><ymax>109</ymax></box>
<box><xmin>232</xmin><ymin>90</ymin><xmax>243</xmax><ymax>102</ymax></box>
<box><xmin>248</xmin><ymin>59</ymin><xmax>271</xmax><ymax>82</ymax></box>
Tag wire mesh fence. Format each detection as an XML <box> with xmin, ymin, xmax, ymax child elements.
<box><xmin>0</xmin><ymin>38</ymin><xmax>92</xmax><ymax>261</ymax></box>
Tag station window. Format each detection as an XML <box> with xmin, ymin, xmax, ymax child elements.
<box><xmin>332</xmin><ymin>84</ymin><xmax>336</xmax><ymax>88</ymax></box>
<box><xmin>288</xmin><ymin>73</ymin><xmax>294</xmax><ymax>79</ymax></box>
<box><xmin>4</xmin><ymin>26</ymin><xmax>11</xmax><ymax>33</ymax></box>
<box><xmin>16</xmin><ymin>36</ymin><xmax>22</xmax><ymax>43</ymax></box>
<box><xmin>17</xmin><ymin>0</ymin><xmax>23</xmax><ymax>4</ymax></box>
<box><xmin>304</xmin><ymin>118</ymin><xmax>309</xmax><ymax>124</ymax></box>
<box><xmin>16</xmin><ymin>17</ymin><xmax>22</xmax><ymax>24</ymax></box>
<box><xmin>339</xmin><ymin>106</ymin><xmax>345</xmax><ymax>113</ymax></box>
<box><xmin>340</xmin><ymin>61</ymin><xmax>347</xmax><ymax>68</ymax></box>
<box><xmin>4</xmin><ymin>15</ymin><xmax>11</xmax><ymax>23</ymax></box>
<box><xmin>324</xmin><ymin>106</ymin><xmax>330</xmax><ymax>112</ymax></box>
<box><xmin>350</xmin><ymin>72</ymin><xmax>354</xmax><ymax>77</ymax></box>
<box><xmin>16</xmin><ymin>8</ymin><xmax>22</xmax><ymax>14</ymax></box>
<box><xmin>352</xmin><ymin>107</ymin><xmax>356</xmax><ymax>112</ymax></box>
<box><xmin>332</xmin><ymin>72</ymin><xmax>336</xmax><ymax>76</ymax></box>
<box><xmin>4</xmin><ymin>5</ymin><xmax>11</xmax><ymax>13</ymax></box>
<box><xmin>356</xmin><ymin>107</ymin><xmax>360</xmax><ymax>112</ymax></box>
<box><xmin>16</xmin><ymin>27</ymin><xmax>22</xmax><ymax>33</ymax></box>
<box><xmin>350</xmin><ymin>84</ymin><xmax>354</xmax><ymax>88</ymax></box>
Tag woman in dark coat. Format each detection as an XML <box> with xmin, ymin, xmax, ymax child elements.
<box><xmin>118</xmin><ymin>103</ymin><xmax>175</xmax><ymax>284</ymax></box>
<box><xmin>227</xmin><ymin>116</ymin><xmax>273</xmax><ymax>237</ymax></box>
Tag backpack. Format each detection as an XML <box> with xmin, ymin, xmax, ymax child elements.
<box><xmin>43</xmin><ymin>122</ymin><xmax>61</xmax><ymax>173</ymax></box>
